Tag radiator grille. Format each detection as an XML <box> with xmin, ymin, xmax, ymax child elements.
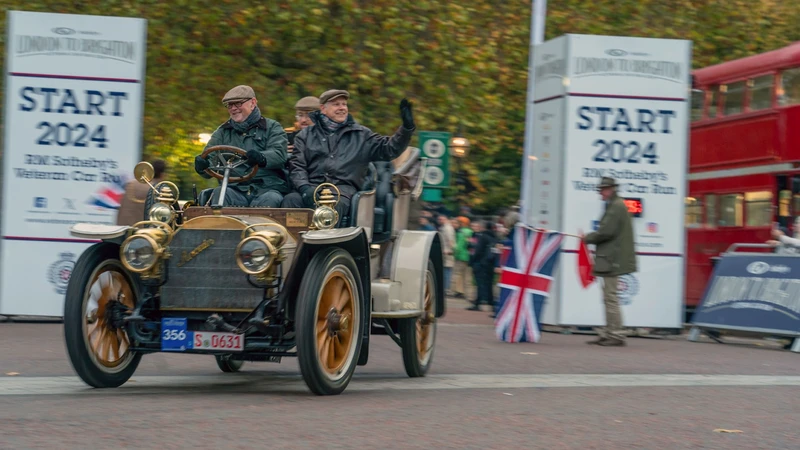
<box><xmin>160</xmin><ymin>229</ymin><xmax>264</xmax><ymax>310</ymax></box>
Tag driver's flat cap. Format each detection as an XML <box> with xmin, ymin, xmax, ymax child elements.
<box><xmin>319</xmin><ymin>89</ymin><xmax>350</xmax><ymax>104</ymax></box>
<box><xmin>222</xmin><ymin>85</ymin><xmax>256</xmax><ymax>104</ymax></box>
<box><xmin>295</xmin><ymin>96</ymin><xmax>320</xmax><ymax>111</ymax></box>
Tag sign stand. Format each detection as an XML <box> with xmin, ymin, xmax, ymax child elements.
<box><xmin>523</xmin><ymin>34</ymin><xmax>692</xmax><ymax>330</ymax></box>
<box><xmin>0</xmin><ymin>11</ymin><xmax>147</xmax><ymax>317</ymax></box>
<box><xmin>688</xmin><ymin>244</ymin><xmax>800</xmax><ymax>353</ymax></box>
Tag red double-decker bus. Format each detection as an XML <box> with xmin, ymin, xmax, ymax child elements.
<box><xmin>686</xmin><ymin>41</ymin><xmax>800</xmax><ymax>316</ymax></box>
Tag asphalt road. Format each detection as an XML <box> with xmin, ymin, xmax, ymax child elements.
<box><xmin>1</xmin><ymin>298</ymin><xmax>798</xmax><ymax>449</ymax></box>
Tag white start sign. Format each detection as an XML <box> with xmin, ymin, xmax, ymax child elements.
<box><xmin>524</xmin><ymin>34</ymin><xmax>691</xmax><ymax>328</ymax></box>
<box><xmin>0</xmin><ymin>11</ymin><xmax>147</xmax><ymax>316</ymax></box>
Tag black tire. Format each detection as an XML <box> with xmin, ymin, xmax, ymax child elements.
<box><xmin>399</xmin><ymin>260</ymin><xmax>438</xmax><ymax>377</ymax></box>
<box><xmin>64</xmin><ymin>243</ymin><xmax>142</xmax><ymax>388</ymax></box>
<box><xmin>296</xmin><ymin>248</ymin><xmax>363</xmax><ymax>395</ymax></box>
<box><xmin>215</xmin><ymin>354</ymin><xmax>244</xmax><ymax>373</ymax></box>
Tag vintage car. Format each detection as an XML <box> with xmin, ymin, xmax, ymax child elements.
<box><xmin>64</xmin><ymin>145</ymin><xmax>444</xmax><ymax>395</ymax></box>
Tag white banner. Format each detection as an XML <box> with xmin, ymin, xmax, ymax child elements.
<box><xmin>0</xmin><ymin>11</ymin><xmax>147</xmax><ymax>316</ymax></box>
<box><xmin>526</xmin><ymin>34</ymin><xmax>690</xmax><ymax>328</ymax></box>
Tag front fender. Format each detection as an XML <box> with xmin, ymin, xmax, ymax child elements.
<box><xmin>390</xmin><ymin>230</ymin><xmax>445</xmax><ymax>318</ymax></box>
<box><xmin>69</xmin><ymin>223</ymin><xmax>129</xmax><ymax>245</ymax></box>
<box><xmin>279</xmin><ymin>226</ymin><xmax>372</xmax><ymax>362</ymax></box>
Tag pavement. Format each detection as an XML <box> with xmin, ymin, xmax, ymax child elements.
<box><xmin>0</xmin><ymin>297</ymin><xmax>798</xmax><ymax>449</ymax></box>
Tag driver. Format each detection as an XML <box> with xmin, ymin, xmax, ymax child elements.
<box><xmin>282</xmin><ymin>89</ymin><xmax>416</xmax><ymax>226</ymax></box>
<box><xmin>194</xmin><ymin>85</ymin><xmax>289</xmax><ymax>207</ymax></box>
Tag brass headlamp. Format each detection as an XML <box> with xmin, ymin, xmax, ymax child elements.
<box><xmin>235</xmin><ymin>223</ymin><xmax>289</xmax><ymax>278</ymax></box>
<box><xmin>120</xmin><ymin>221</ymin><xmax>173</xmax><ymax>275</ymax></box>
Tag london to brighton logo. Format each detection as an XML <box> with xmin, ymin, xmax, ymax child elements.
<box><xmin>48</xmin><ymin>252</ymin><xmax>76</xmax><ymax>294</ymax></box>
<box><xmin>617</xmin><ymin>274</ymin><xmax>639</xmax><ymax>306</ymax></box>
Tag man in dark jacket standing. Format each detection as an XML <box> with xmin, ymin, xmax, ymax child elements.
<box><xmin>582</xmin><ymin>177</ymin><xmax>637</xmax><ymax>346</ymax></box>
<box><xmin>282</xmin><ymin>89</ymin><xmax>416</xmax><ymax>226</ymax></box>
<box><xmin>467</xmin><ymin>220</ymin><xmax>497</xmax><ymax>312</ymax></box>
<box><xmin>194</xmin><ymin>85</ymin><xmax>289</xmax><ymax>207</ymax></box>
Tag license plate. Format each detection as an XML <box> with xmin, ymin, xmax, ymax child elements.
<box><xmin>193</xmin><ymin>331</ymin><xmax>244</xmax><ymax>352</ymax></box>
<box><xmin>161</xmin><ymin>318</ymin><xmax>244</xmax><ymax>352</ymax></box>
<box><xmin>161</xmin><ymin>318</ymin><xmax>192</xmax><ymax>351</ymax></box>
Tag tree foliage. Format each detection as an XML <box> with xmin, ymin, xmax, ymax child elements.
<box><xmin>2</xmin><ymin>0</ymin><xmax>799</xmax><ymax>213</ymax></box>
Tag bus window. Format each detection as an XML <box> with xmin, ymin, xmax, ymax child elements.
<box><xmin>691</xmin><ymin>90</ymin><xmax>704</xmax><ymax>121</ymax></box>
<box><xmin>722</xmin><ymin>81</ymin><xmax>746</xmax><ymax>115</ymax></box>
<box><xmin>708</xmin><ymin>86</ymin><xmax>719</xmax><ymax>118</ymax></box>
<box><xmin>779</xmin><ymin>189</ymin><xmax>791</xmax><ymax>219</ymax></box>
<box><xmin>749</xmin><ymin>75</ymin><xmax>774</xmax><ymax>111</ymax></box>
<box><xmin>744</xmin><ymin>191</ymin><xmax>773</xmax><ymax>226</ymax></box>
<box><xmin>685</xmin><ymin>197</ymin><xmax>703</xmax><ymax>227</ymax></box>
<box><xmin>778</xmin><ymin>68</ymin><xmax>800</xmax><ymax>106</ymax></box>
<box><xmin>705</xmin><ymin>194</ymin><xmax>718</xmax><ymax>227</ymax></box>
<box><xmin>719</xmin><ymin>194</ymin><xmax>743</xmax><ymax>226</ymax></box>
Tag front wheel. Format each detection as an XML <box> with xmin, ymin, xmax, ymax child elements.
<box><xmin>215</xmin><ymin>354</ymin><xmax>244</xmax><ymax>373</ymax></box>
<box><xmin>399</xmin><ymin>260</ymin><xmax>438</xmax><ymax>377</ymax></box>
<box><xmin>64</xmin><ymin>243</ymin><xmax>142</xmax><ymax>388</ymax></box>
<box><xmin>296</xmin><ymin>248</ymin><xmax>363</xmax><ymax>395</ymax></box>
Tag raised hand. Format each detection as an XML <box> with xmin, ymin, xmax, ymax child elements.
<box><xmin>400</xmin><ymin>98</ymin><xmax>415</xmax><ymax>129</ymax></box>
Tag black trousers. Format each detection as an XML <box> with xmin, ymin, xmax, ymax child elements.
<box><xmin>281</xmin><ymin>192</ymin><xmax>351</xmax><ymax>227</ymax></box>
<box><xmin>473</xmin><ymin>265</ymin><xmax>495</xmax><ymax>309</ymax></box>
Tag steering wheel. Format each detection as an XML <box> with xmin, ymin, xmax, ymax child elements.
<box><xmin>199</xmin><ymin>145</ymin><xmax>259</xmax><ymax>183</ymax></box>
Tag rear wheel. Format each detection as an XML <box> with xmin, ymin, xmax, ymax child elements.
<box><xmin>64</xmin><ymin>243</ymin><xmax>141</xmax><ymax>388</ymax></box>
<box><xmin>296</xmin><ymin>248</ymin><xmax>363</xmax><ymax>395</ymax></box>
<box><xmin>215</xmin><ymin>354</ymin><xmax>244</xmax><ymax>373</ymax></box>
<box><xmin>399</xmin><ymin>260</ymin><xmax>438</xmax><ymax>377</ymax></box>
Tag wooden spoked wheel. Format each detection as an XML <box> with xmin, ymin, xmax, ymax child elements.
<box><xmin>83</xmin><ymin>265</ymin><xmax>135</xmax><ymax>369</ymax></box>
<box><xmin>297</xmin><ymin>248</ymin><xmax>363</xmax><ymax>395</ymax></box>
<box><xmin>316</xmin><ymin>269</ymin><xmax>356</xmax><ymax>376</ymax></box>
<box><xmin>400</xmin><ymin>260</ymin><xmax>438</xmax><ymax>377</ymax></box>
<box><xmin>64</xmin><ymin>243</ymin><xmax>142</xmax><ymax>388</ymax></box>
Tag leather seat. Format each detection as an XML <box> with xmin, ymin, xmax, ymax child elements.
<box><xmin>370</xmin><ymin>161</ymin><xmax>395</xmax><ymax>242</ymax></box>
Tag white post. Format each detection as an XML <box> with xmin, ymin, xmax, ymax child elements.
<box><xmin>520</xmin><ymin>0</ymin><xmax>547</xmax><ymax>225</ymax></box>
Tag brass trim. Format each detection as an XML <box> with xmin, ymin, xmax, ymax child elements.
<box><xmin>177</xmin><ymin>238</ymin><xmax>215</xmax><ymax>267</ymax></box>
<box><xmin>181</xmin><ymin>215</ymin><xmax>248</xmax><ymax>230</ymax></box>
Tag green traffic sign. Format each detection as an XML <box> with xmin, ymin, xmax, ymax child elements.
<box><xmin>418</xmin><ymin>131</ymin><xmax>450</xmax><ymax>189</ymax></box>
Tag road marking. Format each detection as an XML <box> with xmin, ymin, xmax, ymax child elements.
<box><xmin>0</xmin><ymin>374</ymin><xmax>798</xmax><ymax>396</ymax></box>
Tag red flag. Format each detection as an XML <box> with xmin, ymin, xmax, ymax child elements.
<box><xmin>577</xmin><ymin>240</ymin><xmax>595</xmax><ymax>288</ymax></box>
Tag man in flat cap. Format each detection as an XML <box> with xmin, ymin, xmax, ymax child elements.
<box><xmin>581</xmin><ymin>176</ymin><xmax>637</xmax><ymax>347</ymax></box>
<box><xmin>282</xmin><ymin>89</ymin><xmax>416</xmax><ymax>226</ymax></box>
<box><xmin>286</xmin><ymin>96</ymin><xmax>319</xmax><ymax>153</ymax></box>
<box><xmin>194</xmin><ymin>85</ymin><xmax>289</xmax><ymax>207</ymax></box>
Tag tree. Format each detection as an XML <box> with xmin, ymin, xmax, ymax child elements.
<box><xmin>2</xmin><ymin>0</ymin><xmax>799</xmax><ymax>213</ymax></box>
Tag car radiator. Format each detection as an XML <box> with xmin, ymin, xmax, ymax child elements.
<box><xmin>159</xmin><ymin>229</ymin><xmax>265</xmax><ymax>311</ymax></box>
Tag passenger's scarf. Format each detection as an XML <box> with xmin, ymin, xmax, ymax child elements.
<box><xmin>320</xmin><ymin>113</ymin><xmax>347</xmax><ymax>131</ymax></box>
<box><xmin>231</xmin><ymin>106</ymin><xmax>262</xmax><ymax>133</ymax></box>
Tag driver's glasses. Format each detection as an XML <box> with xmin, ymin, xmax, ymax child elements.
<box><xmin>225</xmin><ymin>99</ymin><xmax>251</xmax><ymax>110</ymax></box>
<box><xmin>295</xmin><ymin>112</ymin><xmax>310</xmax><ymax>119</ymax></box>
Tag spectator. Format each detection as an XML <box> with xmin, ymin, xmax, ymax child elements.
<box><xmin>452</xmin><ymin>216</ymin><xmax>474</xmax><ymax>299</ymax></box>
<box><xmin>767</xmin><ymin>217</ymin><xmax>800</xmax><ymax>254</ymax></box>
<box><xmin>437</xmin><ymin>214</ymin><xmax>456</xmax><ymax>294</ymax></box>
<box><xmin>467</xmin><ymin>219</ymin><xmax>496</xmax><ymax>311</ymax></box>
<box><xmin>116</xmin><ymin>159</ymin><xmax>166</xmax><ymax>226</ymax></box>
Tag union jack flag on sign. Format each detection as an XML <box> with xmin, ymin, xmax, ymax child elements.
<box><xmin>494</xmin><ymin>226</ymin><xmax>563</xmax><ymax>343</ymax></box>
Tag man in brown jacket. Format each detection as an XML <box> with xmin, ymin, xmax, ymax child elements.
<box><xmin>581</xmin><ymin>176</ymin><xmax>637</xmax><ymax>346</ymax></box>
<box><xmin>116</xmin><ymin>159</ymin><xmax>166</xmax><ymax>226</ymax></box>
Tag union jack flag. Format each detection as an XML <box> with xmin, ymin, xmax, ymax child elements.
<box><xmin>495</xmin><ymin>226</ymin><xmax>563</xmax><ymax>343</ymax></box>
<box><xmin>87</xmin><ymin>175</ymin><xmax>129</xmax><ymax>210</ymax></box>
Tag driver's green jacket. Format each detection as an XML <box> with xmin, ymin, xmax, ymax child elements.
<box><xmin>201</xmin><ymin>117</ymin><xmax>290</xmax><ymax>195</ymax></box>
